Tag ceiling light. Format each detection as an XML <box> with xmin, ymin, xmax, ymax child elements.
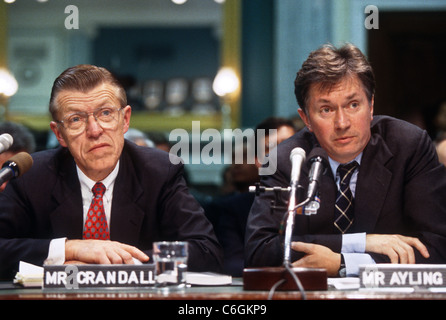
<box><xmin>0</xmin><ymin>69</ymin><xmax>18</xmax><ymax>97</ymax></box>
<box><xmin>172</xmin><ymin>0</ymin><xmax>187</xmax><ymax>5</ymax></box>
<box><xmin>213</xmin><ymin>67</ymin><xmax>239</xmax><ymax>97</ymax></box>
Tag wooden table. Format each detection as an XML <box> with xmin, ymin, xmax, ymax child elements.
<box><xmin>1</xmin><ymin>280</ymin><xmax>446</xmax><ymax>300</ymax></box>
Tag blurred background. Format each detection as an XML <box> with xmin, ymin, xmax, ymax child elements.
<box><xmin>0</xmin><ymin>0</ymin><xmax>445</xmax><ymax>194</ymax></box>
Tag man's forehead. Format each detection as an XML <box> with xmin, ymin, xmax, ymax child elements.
<box><xmin>314</xmin><ymin>92</ymin><xmax>360</xmax><ymax>104</ymax></box>
<box><xmin>309</xmin><ymin>76</ymin><xmax>365</xmax><ymax>101</ymax></box>
<box><xmin>56</xmin><ymin>83</ymin><xmax>120</xmax><ymax>108</ymax></box>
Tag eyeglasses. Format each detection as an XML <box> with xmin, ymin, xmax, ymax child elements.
<box><xmin>56</xmin><ymin>106</ymin><xmax>124</xmax><ymax>134</ymax></box>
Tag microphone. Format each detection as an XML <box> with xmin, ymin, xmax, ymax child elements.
<box><xmin>289</xmin><ymin>147</ymin><xmax>306</xmax><ymax>187</ymax></box>
<box><xmin>288</xmin><ymin>147</ymin><xmax>306</xmax><ymax>212</ymax></box>
<box><xmin>283</xmin><ymin>147</ymin><xmax>306</xmax><ymax>266</ymax></box>
<box><xmin>0</xmin><ymin>152</ymin><xmax>33</xmax><ymax>185</ymax></box>
<box><xmin>305</xmin><ymin>147</ymin><xmax>328</xmax><ymax>201</ymax></box>
<box><xmin>0</xmin><ymin>133</ymin><xmax>13</xmax><ymax>154</ymax></box>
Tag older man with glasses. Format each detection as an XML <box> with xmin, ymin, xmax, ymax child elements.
<box><xmin>0</xmin><ymin>64</ymin><xmax>223</xmax><ymax>280</ymax></box>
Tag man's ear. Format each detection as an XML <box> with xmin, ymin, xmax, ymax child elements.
<box><xmin>50</xmin><ymin>121</ymin><xmax>68</xmax><ymax>147</ymax></box>
<box><xmin>122</xmin><ymin>105</ymin><xmax>132</xmax><ymax>134</ymax></box>
<box><xmin>298</xmin><ymin>108</ymin><xmax>312</xmax><ymax>132</ymax></box>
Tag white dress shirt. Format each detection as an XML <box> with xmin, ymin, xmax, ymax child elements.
<box><xmin>44</xmin><ymin>161</ymin><xmax>120</xmax><ymax>265</ymax></box>
<box><xmin>328</xmin><ymin>154</ymin><xmax>376</xmax><ymax>276</ymax></box>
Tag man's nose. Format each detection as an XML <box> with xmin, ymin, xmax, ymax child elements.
<box><xmin>334</xmin><ymin>109</ymin><xmax>350</xmax><ymax>130</ymax></box>
<box><xmin>85</xmin><ymin>114</ymin><xmax>103</xmax><ymax>136</ymax></box>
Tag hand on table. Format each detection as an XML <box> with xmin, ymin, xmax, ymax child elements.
<box><xmin>65</xmin><ymin>239</ymin><xmax>149</xmax><ymax>265</ymax></box>
<box><xmin>291</xmin><ymin>242</ymin><xmax>341</xmax><ymax>277</ymax></box>
<box><xmin>365</xmin><ymin>234</ymin><xmax>430</xmax><ymax>263</ymax></box>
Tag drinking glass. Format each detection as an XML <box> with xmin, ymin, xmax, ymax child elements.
<box><xmin>153</xmin><ymin>241</ymin><xmax>188</xmax><ymax>290</ymax></box>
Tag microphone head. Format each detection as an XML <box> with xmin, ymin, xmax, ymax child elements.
<box><xmin>2</xmin><ymin>152</ymin><xmax>33</xmax><ymax>178</ymax></box>
<box><xmin>307</xmin><ymin>147</ymin><xmax>328</xmax><ymax>166</ymax></box>
<box><xmin>0</xmin><ymin>133</ymin><xmax>13</xmax><ymax>150</ymax></box>
<box><xmin>289</xmin><ymin>147</ymin><xmax>306</xmax><ymax>162</ymax></box>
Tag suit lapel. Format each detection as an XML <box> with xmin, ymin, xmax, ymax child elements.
<box><xmin>109</xmin><ymin>151</ymin><xmax>145</xmax><ymax>246</ymax></box>
<box><xmin>49</xmin><ymin>153</ymin><xmax>84</xmax><ymax>239</ymax></box>
<box><xmin>353</xmin><ymin>134</ymin><xmax>393</xmax><ymax>233</ymax></box>
<box><xmin>311</xmin><ymin>171</ymin><xmax>338</xmax><ymax>233</ymax></box>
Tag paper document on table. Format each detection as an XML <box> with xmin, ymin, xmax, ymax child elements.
<box><xmin>157</xmin><ymin>271</ymin><xmax>232</xmax><ymax>286</ymax></box>
<box><xmin>328</xmin><ymin>277</ymin><xmax>360</xmax><ymax>290</ymax></box>
<box><xmin>14</xmin><ymin>261</ymin><xmax>44</xmax><ymax>288</ymax></box>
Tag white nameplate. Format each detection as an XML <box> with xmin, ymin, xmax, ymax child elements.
<box><xmin>43</xmin><ymin>264</ymin><xmax>156</xmax><ymax>289</ymax></box>
<box><xmin>359</xmin><ymin>264</ymin><xmax>446</xmax><ymax>289</ymax></box>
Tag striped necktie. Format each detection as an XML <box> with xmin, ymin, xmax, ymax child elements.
<box><xmin>334</xmin><ymin>161</ymin><xmax>358</xmax><ymax>233</ymax></box>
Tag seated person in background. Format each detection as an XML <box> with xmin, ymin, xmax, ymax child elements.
<box><xmin>245</xmin><ymin>43</ymin><xmax>446</xmax><ymax>277</ymax></box>
<box><xmin>0</xmin><ymin>64</ymin><xmax>223</xmax><ymax>280</ymax></box>
<box><xmin>124</xmin><ymin>128</ymin><xmax>155</xmax><ymax>148</ymax></box>
<box><xmin>255</xmin><ymin>117</ymin><xmax>297</xmax><ymax>166</ymax></box>
<box><xmin>205</xmin><ymin>117</ymin><xmax>296</xmax><ymax>276</ymax></box>
<box><xmin>0</xmin><ymin>121</ymin><xmax>36</xmax><ymax>192</ymax></box>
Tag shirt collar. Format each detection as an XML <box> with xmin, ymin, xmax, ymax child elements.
<box><xmin>328</xmin><ymin>153</ymin><xmax>362</xmax><ymax>178</ymax></box>
<box><xmin>76</xmin><ymin>160</ymin><xmax>120</xmax><ymax>201</ymax></box>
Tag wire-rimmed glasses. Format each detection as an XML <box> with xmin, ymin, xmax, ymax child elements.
<box><xmin>56</xmin><ymin>106</ymin><xmax>124</xmax><ymax>134</ymax></box>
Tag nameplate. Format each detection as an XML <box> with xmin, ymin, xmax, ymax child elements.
<box><xmin>43</xmin><ymin>264</ymin><xmax>156</xmax><ymax>289</ymax></box>
<box><xmin>359</xmin><ymin>264</ymin><xmax>446</xmax><ymax>289</ymax></box>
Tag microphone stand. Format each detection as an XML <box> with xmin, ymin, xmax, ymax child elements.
<box><xmin>282</xmin><ymin>193</ymin><xmax>310</xmax><ymax>299</ymax></box>
<box><xmin>243</xmin><ymin>184</ymin><xmax>328</xmax><ymax>299</ymax></box>
<box><xmin>283</xmin><ymin>187</ymin><xmax>309</xmax><ymax>266</ymax></box>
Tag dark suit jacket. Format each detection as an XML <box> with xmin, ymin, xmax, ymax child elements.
<box><xmin>0</xmin><ymin>141</ymin><xmax>223</xmax><ymax>279</ymax></box>
<box><xmin>204</xmin><ymin>192</ymin><xmax>255</xmax><ymax>277</ymax></box>
<box><xmin>245</xmin><ymin>116</ymin><xmax>446</xmax><ymax>267</ymax></box>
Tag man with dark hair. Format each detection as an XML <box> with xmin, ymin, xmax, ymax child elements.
<box><xmin>245</xmin><ymin>44</ymin><xmax>446</xmax><ymax>277</ymax></box>
<box><xmin>0</xmin><ymin>64</ymin><xmax>223</xmax><ymax>279</ymax></box>
<box><xmin>255</xmin><ymin>117</ymin><xmax>296</xmax><ymax>164</ymax></box>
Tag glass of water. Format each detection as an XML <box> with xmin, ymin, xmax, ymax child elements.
<box><xmin>153</xmin><ymin>241</ymin><xmax>188</xmax><ymax>290</ymax></box>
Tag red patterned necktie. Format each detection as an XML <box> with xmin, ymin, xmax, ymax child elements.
<box><xmin>83</xmin><ymin>182</ymin><xmax>110</xmax><ymax>240</ymax></box>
